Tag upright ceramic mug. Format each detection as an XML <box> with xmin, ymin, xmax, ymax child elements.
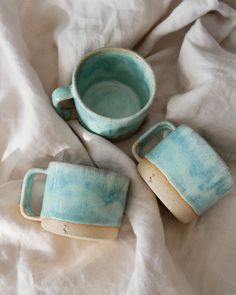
<box><xmin>52</xmin><ymin>48</ymin><xmax>156</xmax><ymax>139</ymax></box>
<box><xmin>20</xmin><ymin>162</ymin><xmax>130</xmax><ymax>239</ymax></box>
<box><xmin>132</xmin><ymin>121</ymin><xmax>235</xmax><ymax>223</ymax></box>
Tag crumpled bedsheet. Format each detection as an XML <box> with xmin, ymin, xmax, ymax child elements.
<box><xmin>0</xmin><ymin>0</ymin><xmax>236</xmax><ymax>294</ymax></box>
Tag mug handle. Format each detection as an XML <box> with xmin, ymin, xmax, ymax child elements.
<box><xmin>132</xmin><ymin>121</ymin><xmax>176</xmax><ymax>162</ymax></box>
<box><xmin>52</xmin><ymin>85</ymin><xmax>77</xmax><ymax>120</ymax></box>
<box><xmin>20</xmin><ymin>168</ymin><xmax>48</xmax><ymax>221</ymax></box>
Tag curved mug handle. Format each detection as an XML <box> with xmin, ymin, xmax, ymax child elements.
<box><xmin>20</xmin><ymin>168</ymin><xmax>48</xmax><ymax>221</ymax></box>
<box><xmin>132</xmin><ymin>121</ymin><xmax>176</xmax><ymax>162</ymax></box>
<box><xmin>52</xmin><ymin>85</ymin><xmax>77</xmax><ymax>120</ymax></box>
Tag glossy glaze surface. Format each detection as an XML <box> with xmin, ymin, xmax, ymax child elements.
<box><xmin>145</xmin><ymin>124</ymin><xmax>235</xmax><ymax>215</ymax></box>
<box><xmin>82</xmin><ymin>80</ymin><xmax>141</xmax><ymax>118</ymax></box>
<box><xmin>52</xmin><ymin>48</ymin><xmax>156</xmax><ymax>139</ymax></box>
<box><xmin>21</xmin><ymin>162</ymin><xmax>130</xmax><ymax>227</ymax></box>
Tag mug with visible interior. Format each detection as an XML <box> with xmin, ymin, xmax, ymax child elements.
<box><xmin>132</xmin><ymin>121</ymin><xmax>235</xmax><ymax>223</ymax></box>
<box><xmin>52</xmin><ymin>48</ymin><xmax>156</xmax><ymax>139</ymax></box>
<box><xmin>20</xmin><ymin>162</ymin><xmax>130</xmax><ymax>240</ymax></box>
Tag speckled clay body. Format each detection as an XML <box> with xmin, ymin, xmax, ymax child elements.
<box><xmin>52</xmin><ymin>48</ymin><xmax>156</xmax><ymax>139</ymax></box>
<box><xmin>132</xmin><ymin>121</ymin><xmax>235</xmax><ymax>223</ymax></box>
<box><xmin>20</xmin><ymin>162</ymin><xmax>130</xmax><ymax>239</ymax></box>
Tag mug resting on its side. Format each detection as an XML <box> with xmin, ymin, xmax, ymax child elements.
<box><xmin>132</xmin><ymin>121</ymin><xmax>235</xmax><ymax>223</ymax></box>
<box><xmin>51</xmin><ymin>48</ymin><xmax>156</xmax><ymax>139</ymax></box>
<box><xmin>20</xmin><ymin>162</ymin><xmax>130</xmax><ymax>240</ymax></box>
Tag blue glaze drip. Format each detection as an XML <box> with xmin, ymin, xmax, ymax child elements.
<box><xmin>146</xmin><ymin>125</ymin><xmax>235</xmax><ymax>215</ymax></box>
<box><xmin>40</xmin><ymin>163</ymin><xmax>130</xmax><ymax>227</ymax></box>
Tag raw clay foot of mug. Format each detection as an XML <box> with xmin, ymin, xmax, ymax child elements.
<box><xmin>41</xmin><ymin>219</ymin><xmax>120</xmax><ymax>240</ymax></box>
<box><xmin>137</xmin><ymin>159</ymin><xmax>198</xmax><ymax>223</ymax></box>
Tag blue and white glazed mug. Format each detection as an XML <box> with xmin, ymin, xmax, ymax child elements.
<box><xmin>52</xmin><ymin>48</ymin><xmax>156</xmax><ymax>139</ymax></box>
<box><xmin>20</xmin><ymin>162</ymin><xmax>130</xmax><ymax>239</ymax></box>
<box><xmin>132</xmin><ymin>121</ymin><xmax>235</xmax><ymax>223</ymax></box>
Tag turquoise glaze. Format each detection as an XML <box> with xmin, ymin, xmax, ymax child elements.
<box><xmin>133</xmin><ymin>121</ymin><xmax>235</xmax><ymax>215</ymax></box>
<box><xmin>52</xmin><ymin>48</ymin><xmax>156</xmax><ymax>139</ymax></box>
<box><xmin>20</xmin><ymin>162</ymin><xmax>129</xmax><ymax>227</ymax></box>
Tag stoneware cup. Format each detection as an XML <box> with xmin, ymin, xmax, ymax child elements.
<box><xmin>20</xmin><ymin>162</ymin><xmax>130</xmax><ymax>239</ymax></box>
<box><xmin>52</xmin><ymin>48</ymin><xmax>156</xmax><ymax>139</ymax></box>
<box><xmin>132</xmin><ymin>121</ymin><xmax>235</xmax><ymax>223</ymax></box>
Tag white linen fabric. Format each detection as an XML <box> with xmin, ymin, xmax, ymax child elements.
<box><xmin>0</xmin><ymin>0</ymin><xmax>236</xmax><ymax>294</ymax></box>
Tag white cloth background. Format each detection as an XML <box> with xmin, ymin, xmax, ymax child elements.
<box><xmin>0</xmin><ymin>0</ymin><xmax>236</xmax><ymax>294</ymax></box>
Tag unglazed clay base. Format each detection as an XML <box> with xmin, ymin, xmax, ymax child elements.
<box><xmin>137</xmin><ymin>159</ymin><xmax>198</xmax><ymax>223</ymax></box>
<box><xmin>41</xmin><ymin>219</ymin><xmax>119</xmax><ymax>240</ymax></box>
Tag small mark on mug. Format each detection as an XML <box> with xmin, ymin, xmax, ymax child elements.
<box><xmin>63</xmin><ymin>224</ymin><xmax>69</xmax><ymax>235</ymax></box>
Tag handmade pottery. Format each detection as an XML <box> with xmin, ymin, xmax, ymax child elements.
<box><xmin>20</xmin><ymin>162</ymin><xmax>130</xmax><ymax>239</ymax></box>
<box><xmin>132</xmin><ymin>121</ymin><xmax>235</xmax><ymax>223</ymax></box>
<box><xmin>52</xmin><ymin>48</ymin><xmax>156</xmax><ymax>139</ymax></box>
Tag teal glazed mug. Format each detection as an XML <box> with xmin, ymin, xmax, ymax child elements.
<box><xmin>52</xmin><ymin>48</ymin><xmax>156</xmax><ymax>139</ymax></box>
<box><xmin>132</xmin><ymin>121</ymin><xmax>235</xmax><ymax>223</ymax></box>
<box><xmin>20</xmin><ymin>162</ymin><xmax>130</xmax><ymax>239</ymax></box>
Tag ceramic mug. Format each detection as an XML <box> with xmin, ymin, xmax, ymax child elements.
<box><xmin>132</xmin><ymin>121</ymin><xmax>235</xmax><ymax>223</ymax></box>
<box><xmin>20</xmin><ymin>162</ymin><xmax>130</xmax><ymax>239</ymax></box>
<box><xmin>52</xmin><ymin>48</ymin><xmax>156</xmax><ymax>139</ymax></box>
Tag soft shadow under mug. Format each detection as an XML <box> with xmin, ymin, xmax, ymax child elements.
<box><xmin>20</xmin><ymin>162</ymin><xmax>130</xmax><ymax>239</ymax></box>
<box><xmin>132</xmin><ymin>121</ymin><xmax>235</xmax><ymax>223</ymax></box>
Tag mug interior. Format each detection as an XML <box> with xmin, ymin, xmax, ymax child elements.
<box><xmin>75</xmin><ymin>49</ymin><xmax>155</xmax><ymax>119</ymax></box>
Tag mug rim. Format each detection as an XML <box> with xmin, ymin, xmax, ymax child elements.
<box><xmin>71</xmin><ymin>47</ymin><xmax>156</xmax><ymax>122</ymax></box>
